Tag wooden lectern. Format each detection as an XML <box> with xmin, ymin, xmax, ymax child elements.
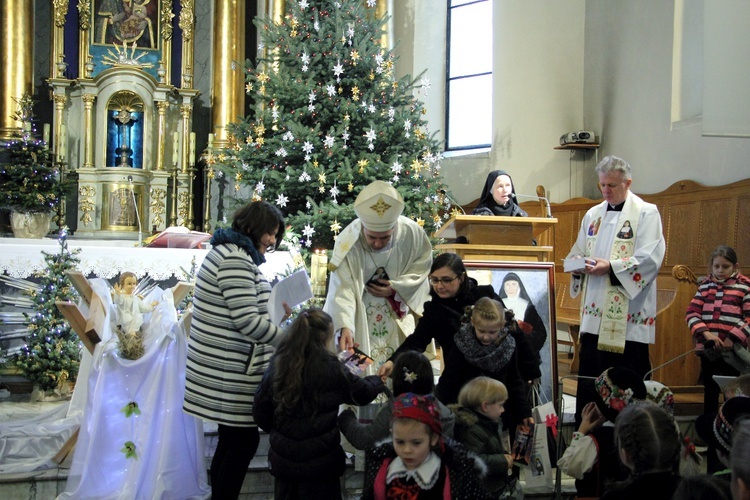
<box><xmin>434</xmin><ymin>215</ymin><xmax>556</xmax><ymax>262</ymax></box>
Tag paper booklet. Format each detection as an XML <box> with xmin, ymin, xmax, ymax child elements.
<box><xmin>563</xmin><ymin>256</ymin><xmax>595</xmax><ymax>273</ymax></box>
<box><xmin>268</xmin><ymin>268</ymin><xmax>314</xmax><ymax>325</ymax></box>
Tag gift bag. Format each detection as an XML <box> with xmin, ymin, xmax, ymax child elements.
<box><xmin>521</xmin><ymin>399</ymin><xmax>559</xmax><ymax>489</ymax></box>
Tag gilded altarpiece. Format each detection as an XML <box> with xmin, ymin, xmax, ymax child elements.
<box><xmin>48</xmin><ymin>0</ymin><xmax>199</xmax><ymax>239</ymax></box>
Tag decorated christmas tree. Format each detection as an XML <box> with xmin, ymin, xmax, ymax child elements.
<box><xmin>215</xmin><ymin>0</ymin><xmax>455</xmax><ymax>252</ymax></box>
<box><xmin>0</xmin><ymin>93</ymin><xmax>63</xmax><ymax>215</ymax></box>
<box><xmin>12</xmin><ymin>228</ymin><xmax>82</xmax><ymax>392</ymax></box>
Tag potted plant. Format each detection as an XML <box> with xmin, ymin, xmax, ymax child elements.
<box><xmin>0</xmin><ymin>137</ymin><xmax>63</xmax><ymax>238</ymax></box>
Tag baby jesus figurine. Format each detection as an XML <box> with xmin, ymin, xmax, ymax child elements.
<box><xmin>112</xmin><ymin>271</ymin><xmax>158</xmax><ymax>359</ymax></box>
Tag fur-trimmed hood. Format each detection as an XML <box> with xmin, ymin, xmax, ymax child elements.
<box><xmin>450</xmin><ymin>404</ymin><xmax>482</xmax><ymax>427</ymax></box>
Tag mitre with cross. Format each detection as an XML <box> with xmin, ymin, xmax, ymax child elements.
<box><xmin>354</xmin><ymin>180</ymin><xmax>405</xmax><ymax>231</ymax></box>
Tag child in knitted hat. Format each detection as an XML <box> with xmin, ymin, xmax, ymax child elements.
<box><xmin>695</xmin><ymin>395</ymin><xmax>750</xmax><ymax>477</ymax></box>
<box><xmin>557</xmin><ymin>366</ymin><xmax>647</xmax><ymax>498</ymax></box>
<box><xmin>362</xmin><ymin>393</ymin><xmax>494</xmax><ymax>500</ymax></box>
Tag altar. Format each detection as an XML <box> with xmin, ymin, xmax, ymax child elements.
<box><xmin>0</xmin><ymin>237</ymin><xmax>295</xmax><ymax>281</ymax></box>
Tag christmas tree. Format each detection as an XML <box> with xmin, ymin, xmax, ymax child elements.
<box><xmin>13</xmin><ymin>228</ymin><xmax>82</xmax><ymax>392</ymax></box>
<box><xmin>0</xmin><ymin>93</ymin><xmax>64</xmax><ymax>215</ymax></box>
<box><xmin>215</xmin><ymin>0</ymin><xmax>455</xmax><ymax>252</ymax></box>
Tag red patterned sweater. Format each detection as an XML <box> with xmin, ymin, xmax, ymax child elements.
<box><xmin>685</xmin><ymin>272</ymin><xmax>750</xmax><ymax>352</ymax></box>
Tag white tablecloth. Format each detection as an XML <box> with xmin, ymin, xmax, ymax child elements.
<box><xmin>0</xmin><ymin>237</ymin><xmax>295</xmax><ymax>281</ymax></box>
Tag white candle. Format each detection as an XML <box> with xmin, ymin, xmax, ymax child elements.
<box><xmin>42</xmin><ymin>123</ymin><xmax>50</xmax><ymax>148</ymax></box>
<box><xmin>172</xmin><ymin>132</ymin><xmax>179</xmax><ymax>165</ymax></box>
<box><xmin>189</xmin><ymin>132</ymin><xmax>196</xmax><ymax>166</ymax></box>
<box><xmin>59</xmin><ymin>124</ymin><xmax>67</xmax><ymax>160</ymax></box>
<box><xmin>208</xmin><ymin>133</ymin><xmax>214</xmax><ymax>147</ymax></box>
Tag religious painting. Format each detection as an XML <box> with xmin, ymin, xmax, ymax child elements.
<box><xmin>93</xmin><ymin>0</ymin><xmax>160</xmax><ymax>49</ymax></box>
<box><xmin>89</xmin><ymin>0</ymin><xmax>162</xmax><ymax>80</ymax></box>
<box><xmin>464</xmin><ymin>261</ymin><xmax>558</xmax><ymax>404</ymax></box>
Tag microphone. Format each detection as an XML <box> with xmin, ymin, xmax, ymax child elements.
<box><xmin>513</xmin><ymin>193</ymin><xmax>552</xmax><ymax>218</ymax></box>
<box><xmin>643</xmin><ymin>347</ymin><xmax>697</xmax><ymax>381</ymax></box>
<box><xmin>439</xmin><ymin>189</ymin><xmax>466</xmax><ymax>215</ymax></box>
<box><xmin>128</xmin><ymin>175</ymin><xmax>143</xmax><ymax>246</ymax></box>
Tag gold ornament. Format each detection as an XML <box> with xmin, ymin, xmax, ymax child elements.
<box><xmin>416</xmin><ymin>218</ymin><xmax>425</xmax><ymax>227</ymax></box>
<box><xmin>370</xmin><ymin>197</ymin><xmax>392</xmax><ymax>217</ymax></box>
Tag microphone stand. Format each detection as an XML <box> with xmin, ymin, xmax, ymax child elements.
<box><xmin>555</xmin><ymin>374</ymin><xmax>597</xmax><ymax>500</ymax></box>
<box><xmin>514</xmin><ymin>193</ymin><xmax>553</xmax><ymax>218</ymax></box>
<box><xmin>128</xmin><ymin>176</ymin><xmax>143</xmax><ymax>246</ymax></box>
<box><xmin>439</xmin><ymin>189</ymin><xmax>466</xmax><ymax>215</ymax></box>
<box><xmin>643</xmin><ymin>347</ymin><xmax>697</xmax><ymax>380</ymax></box>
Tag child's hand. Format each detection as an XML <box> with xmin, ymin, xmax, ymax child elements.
<box><xmin>113</xmin><ymin>283</ymin><xmax>122</xmax><ymax>294</ymax></box>
<box><xmin>702</xmin><ymin>331</ymin><xmax>723</xmax><ymax>350</ymax></box>
<box><xmin>517</xmin><ymin>416</ymin><xmax>535</xmax><ymax>434</ymax></box>
<box><xmin>722</xmin><ymin>336</ymin><xmax>734</xmax><ymax>349</ymax></box>
<box><xmin>578</xmin><ymin>402</ymin><xmax>606</xmax><ymax>435</ymax></box>
<box><xmin>150</xmin><ymin>301</ymin><xmax>159</xmax><ymax>308</ymax></box>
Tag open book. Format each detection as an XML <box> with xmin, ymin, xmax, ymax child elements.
<box><xmin>145</xmin><ymin>226</ymin><xmax>211</xmax><ymax>249</ymax></box>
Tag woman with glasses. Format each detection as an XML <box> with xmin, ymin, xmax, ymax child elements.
<box><xmin>378</xmin><ymin>253</ymin><xmax>498</xmax><ymax>383</ymax></box>
<box><xmin>184</xmin><ymin>200</ymin><xmax>290</xmax><ymax>499</ymax></box>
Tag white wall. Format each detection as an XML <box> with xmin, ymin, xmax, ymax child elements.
<box><xmin>584</xmin><ymin>0</ymin><xmax>750</xmax><ymax>196</ymax></box>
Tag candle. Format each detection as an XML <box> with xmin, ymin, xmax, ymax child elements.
<box><xmin>208</xmin><ymin>133</ymin><xmax>214</xmax><ymax>147</ymax></box>
<box><xmin>59</xmin><ymin>124</ymin><xmax>67</xmax><ymax>160</ymax></box>
<box><xmin>189</xmin><ymin>132</ymin><xmax>196</xmax><ymax>166</ymax></box>
<box><xmin>172</xmin><ymin>132</ymin><xmax>179</xmax><ymax>165</ymax></box>
<box><xmin>24</xmin><ymin>122</ymin><xmax>31</xmax><ymax>132</ymax></box>
<box><xmin>42</xmin><ymin>123</ymin><xmax>50</xmax><ymax>148</ymax></box>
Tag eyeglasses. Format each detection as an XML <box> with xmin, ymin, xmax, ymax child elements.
<box><xmin>428</xmin><ymin>276</ymin><xmax>460</xmax><ymax>286</ymax></box>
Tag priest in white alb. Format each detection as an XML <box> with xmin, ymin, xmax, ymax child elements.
<box><xmin>565</xmin><ymin>155</ymin><xmax>665</xmax><ymax>424</ymax></box>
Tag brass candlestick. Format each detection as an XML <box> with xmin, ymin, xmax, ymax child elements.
<box><xmin>56</xmin><ymin>158</ymin><xmax>67</xmax><ymax>229</ymax></box>
<box><xmin>170</xmin><ymin>163</ymin><xmax>178</xmax><ymax>227</ymax></box>
<box><xmin>187</xmin><ymin>164</ymin><xmax>195</xmax><ymax>230</ymax></box>
<box><xmin>203</xmin><ymin>151</ymin><xmax>214</xmax><ymax>232</ymax></box>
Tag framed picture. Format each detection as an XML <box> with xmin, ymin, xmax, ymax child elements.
<box><xmin>464</xmin><ymin>261</ymin><xmax>558</xmax><ymax>404</ymax></box>
<box><xmin>88</xmin><ymin>0</ymin><xmax>163</xmax><ymax>80</ymax></box>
